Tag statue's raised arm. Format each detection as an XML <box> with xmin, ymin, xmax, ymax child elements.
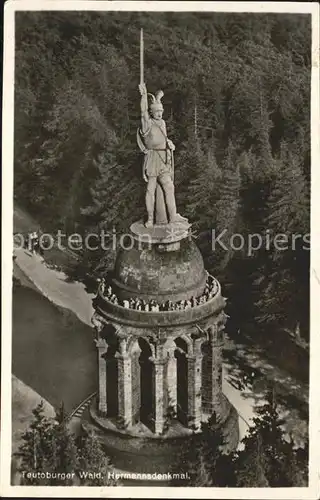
<box><xmin>139</xmin><ymin>83</ymin><xmax>150</xmax><ymax>135</ymax></box>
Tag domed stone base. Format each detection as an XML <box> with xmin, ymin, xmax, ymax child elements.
<box><xmin>112</xmin><ymin>221</ymin><xmax>206</xmax><ymax>303</ymax></box>
<box><xmin>82</xmin><ymin>397</ymin><xmax>239</xmax><ymax>478</ymax></box>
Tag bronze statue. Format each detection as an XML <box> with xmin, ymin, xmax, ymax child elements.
<box><xmin>137</xmin><ymin>84</ymin><xmax>187</xmax><ymax>228</ymax></box>
<box><xmin>137</xmin><ymin>29</ymin><xmax>187</xmax><ymax>229</ymax></box>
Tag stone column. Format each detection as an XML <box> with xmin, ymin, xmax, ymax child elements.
<box><xmin>209</xmin><ymin>326</ymin><xmax>224</xmax><ymax>414</ymax></box>
<box><xmin>152</xmin><ymin>358</ymin><xmax>166</xmax><ymax>434</ymax></box>
<box><xmin>187</xmin><ymin>348</ymin><xmax>202</xmax><ymax>430</ymax></box>
<box><xmin>96</xmin><ymin>338</ymin><xmax>108</xmax><ymax>416</ymax></box>
<box><xmin>167</xmin><ymin>350</ymin><xmax>177</xmax><ymax>411</ymax></box>
<box><xmin>116</xmin><ymin>353</ymin><xmax>132</xmax><ymax>427</ymax></box>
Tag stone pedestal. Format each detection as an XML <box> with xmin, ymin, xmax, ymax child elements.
<box><xmin>209</xmin><ymin>330</ymin><xmax>223</xmax><ymax>415</ymax></box>
<box><xmin>96</xmin><ymin>338</ymin><xmax>108</xmax><ymax>416</ymax></box>
<box><xmin>152</xmin><ymin>358</ymin><xmax>166</xmax><ymax>434</ymax></box>
<box><xmin>167</xmin><ymin>351</ymin><xmax>177</xmax><ymax>410</ymax></box>
<box><xmin>187</xmin><ymin>352</ymin><xmax>202</xmax><ymax>430</ymax></box>
<box><xmin>116</xmin><ymin>354</ymin><xmax>132</xmax><ymax>427</ymax></box>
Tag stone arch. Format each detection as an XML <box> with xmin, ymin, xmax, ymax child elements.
<box><xmin>162</xmin><ymin>337</ymin><xmax>176</xmax><ymax>356</ymax></box>
<box><xmin>138</xmin><ymin>337</ymin><xmax>154</xmax><ymax>430</ymax></box>
<box><xmin>127</xmin><ymin>335</ymin><xmax>139</xmax><ymax>356</ymax></box>
<box><xmin>177</xmin><ymin>334</ymin><xmax>193</xmax><ymax>356</ymax></box>
<box><xmin>174</xmin><ymin>337</ymin><xmax>189</xmax><ymax>426</ymax></box>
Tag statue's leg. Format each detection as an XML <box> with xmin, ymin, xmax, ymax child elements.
<box><xmin>145</xmin><ymin>176</ymin><xmax>157</xmax><ymax>227</ymax></box>
<box><xmin>155</xmin><ymin>182</ymin><xmax>168</xmax><ymax>225</ymax></box>
<box><xmin>159</xmin><ymin>173</ymin><xmax>188</xmax><ymax>224</ymax></box>
<box><xmin>158</xmin><ymin>173</ymin><xmax>177</xmax><ymax>222</ymax></box>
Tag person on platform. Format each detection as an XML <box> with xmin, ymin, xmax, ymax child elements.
<box><xmin>98</xmin><ymin>278</ymin><xmax>105</xmax><ymax>295</ymax></box>
<box><xmin>137</xmin><ymin>82</ymin><xmax>188</xmax><ymax>228</ymax></box>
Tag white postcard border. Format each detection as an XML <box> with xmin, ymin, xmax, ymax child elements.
<box><xmin>1</xmin><ymin>1</ymin><xmax>319</xmax><ymax>498</ymax></box>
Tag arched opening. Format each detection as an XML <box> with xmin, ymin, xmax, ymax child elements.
<box><xmin>175</xmin><ymin>337</ymin><xmax>189</xmax><ymax>426</ymax></box>
<box><xmin>138</xmin><ymin>338</ymin><xmax>154</xmax><ymax>429</ymax></box>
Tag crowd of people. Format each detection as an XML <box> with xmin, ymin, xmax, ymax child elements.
<box><xmin>97</xmin><ymin>273</ymin><xmax>218</xmax><ymax>312</ymax></box>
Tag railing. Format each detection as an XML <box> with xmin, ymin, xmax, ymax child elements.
<box><xmin>66</xmin><ymin>392</ymin><xmax>97</xmax><ymax>423</ymax></box>
<box><xmin>94</xmin><ymin>287</ymin><xmax>225</xmax><ymax>328</ymax></box>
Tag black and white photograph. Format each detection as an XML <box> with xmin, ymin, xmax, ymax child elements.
<box><xmin>1</xmin><ymin>1</ymin><xmax>319</xmax><ymax>497</ymax></box>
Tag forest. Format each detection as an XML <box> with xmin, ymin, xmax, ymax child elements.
<box><xmin>14</xmin><ymin>11</ymin><xmax>311</xmax><ymax>343</ymax></box>
<box><xmin>16</xmin><ymin>394</ymin><xmax>308</xmax><ymax>487</ymax></box>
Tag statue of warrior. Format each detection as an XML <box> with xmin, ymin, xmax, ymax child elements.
<box><xmin>137</xmin><ymin>82</ymin><xmax>187</xmax><ymax>228</ymax></box>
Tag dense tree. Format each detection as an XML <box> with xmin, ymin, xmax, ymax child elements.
<box><xmin>199</xmin><ymin>412</ymin><xmax>236</xmax><ymax>486</ymax></box>
<box><xmin>213</xmin><ymin>141</ymin><xmax>241</xmax><ymax>270</ymax></box>
<box><xmin>170</xmin><ymin>432</ymin><xmax>204</xmax><ymax>486</ymax></box>
<box><xmin>16</xmin><ymin>401</ymin><xmax>55</xmax><ymax>485</ymax></box>
<box><xmin>171</xmin><ymin>412</ymin><xmax>235</xmax><ymax>486</ymax></box>
<box><xmin>185</xmin><ymin>145</ymin><xmax>222</xmax><ymax>229</ymax></box>
<box><xmin>254</xmin><ymin>142</ymin><xmax>310</xmax><ymax>337</ymax></box>
<box><xmin>235</xmin><ymin>434</ymin><xmax>269</xmax><ymax>487</ymax></box>
<box><xmin>234</xmin><ymin>390</ymin><xmax>308</xmax><ymax>487</ymax></box>
<box><xmin>15</xmin><ymin>401</ymin><xmax>116</xmax><ymax>486</ymax></box>
<box><xmin>76</xmin><ymin>429</ymin><xmax>116</xmax><ymax>486</ymax></box>
<box><xmin>171</xmin><ymin>399</ymin><xmax>307</xmax><ymax>487</ymax></box>
<box><xmin>50</xmin><ymin>403</ymin><xmax>79</xmax><ymax>485</ymax></box>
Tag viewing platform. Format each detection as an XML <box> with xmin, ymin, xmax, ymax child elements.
<box><xmin>93</xmin><ymin>277</ymin><xmax>226</xmax><ymax>328</ymax></box>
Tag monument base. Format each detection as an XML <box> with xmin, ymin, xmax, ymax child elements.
<box><xmin>130</xmin><ymin>220</ymin><xmax>191</xmax><ymax>250</ymax></box>
<box><xmin>80</xmin><ymin>396</ymin><xmax>239</xmax><ymax>479</ymax></box>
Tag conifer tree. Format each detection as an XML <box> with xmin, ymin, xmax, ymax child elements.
<box><xmin>266</xmin><ymin>142</ymin><xmax>309</xmax><ymax>236</ymax></box>
<box><xmin>77</xmin><ymin>429</ymin><xmax>117</xmax><ymax>486</ymax></box>
<box><xmin>16</xmin><ymin>401</ymin><xmax>54</xmax><ymax>485</ymax></box>
<box><xmin>213</xmin><ymin>141</ymin><xmax>241</xmax><ymax>270</ymax></box>
<box><xmin>252</xmin><ymin>95</ymin><xmax>275</xmax><ymax>180</ymax></box>
<box><xmin>50</xmin><ymin>403</ymin><xmax>79</xmax><ymax>485</ymax></box>
<box><xmin>235</xmin><ymin>434</ymin><xmax>269</xmax><ymax>487</ymax></box>
<box><xmin>185</xmin><ymin>145</ymin><xmax>222</xmax><ymax>230</ymax></box>
<box><xmin>81</xmin><ymin>151</ymin><xmax>125</xmax><ymax>231</ymax></box>
<box><xmin>255</xmin><ymin>142</ymin><xmax>309</xmax><ymax>336</ymax></box>
<box><xmin>78</xmin><ymin>149</ymin><xmax>144</xmax><ymax>277</ymax></box>
<box><xmin>15</xmin><ymin>401</ymin><xmax>117</xmax><ymax>486</ymax></box>
<box><xmin>234</xmin><ymin>390</ymin><xmax>303</xmax><ymax>487</ymax></box>
<box><xmin>199</xmin><ymin>412</ymin><xmax>235</xmax><ymax>486</ymax></box>
<box><xmin>282</xmin><ymin>439</ymin><xmax>309</xmax><ymax>486</ymax></box>
<box><xmin>171</xmin><ymin>413</ymin><xmax>235</xmax><ymax>486</ymax></box>
<box><xmin>170</xmin><ymin>433</ymin><xmax>203</xmax><ymax>486</ymax></box>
